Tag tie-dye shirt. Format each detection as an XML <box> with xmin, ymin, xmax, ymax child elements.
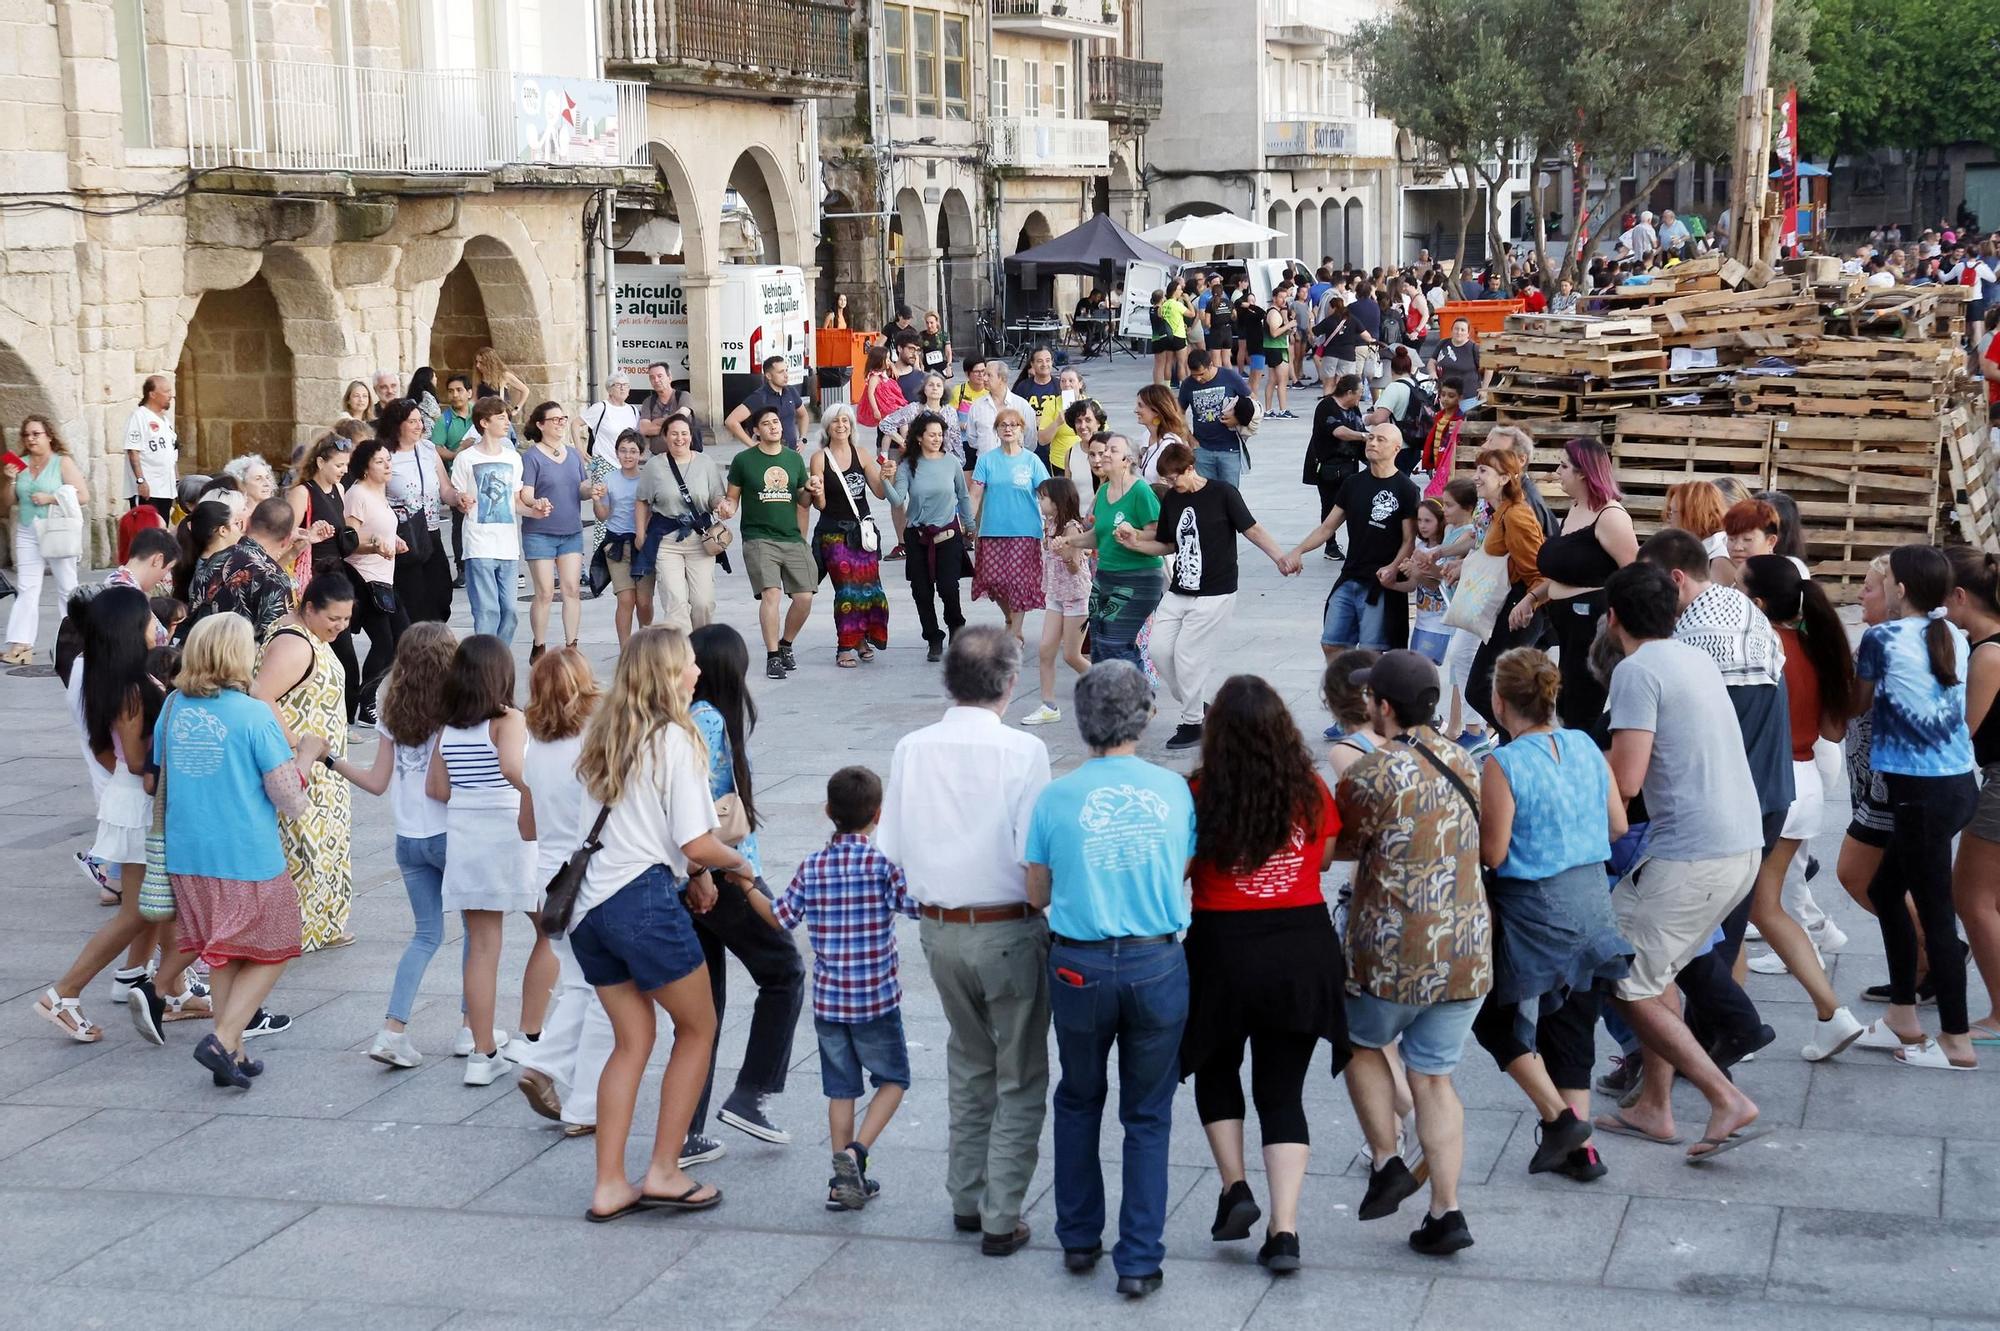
<box><xmin>1856</xmin><ymin>616</ymin><xmax>1973</xmax><ymax>777</ymax></box>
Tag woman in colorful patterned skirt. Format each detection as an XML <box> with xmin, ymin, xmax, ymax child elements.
<box><xmin>969</xmin><ymin>406</ymin><xmax>1050</xmax><ymax>640</ymax></box>
<box><xmin>807</xmin><ymin>404</ymin><xmax>889</xmax><ymax>667</ymax></box>
<box><xmin>250</xmin><ymin>573</ymin><xmax>356</xmax><ymax>952</ymax></box>
<box><xmin>158</xmin><ymin>611</ymin><xmax>325</xmax><ymax>1088</ymax></box>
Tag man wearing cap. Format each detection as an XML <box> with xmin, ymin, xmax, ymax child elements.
<box><xmin>581</xmin><ymin>372</ymin><xmax>641</xmax><ymax>466</ymax></box>
<box><xmin>1332</xmin><ymin>649</ymin><xmax>1489</xmax><ymax>1257</ymax></box>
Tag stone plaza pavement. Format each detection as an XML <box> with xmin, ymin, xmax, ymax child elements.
<box><xmin>3</xmin><ymin>357</ymin><xmax>1996</xmax><ymax>1329</ymax></box>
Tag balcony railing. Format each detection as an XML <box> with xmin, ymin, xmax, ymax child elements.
<box><xmin>1086</xmin><ymin>56</ymin><xmax>1162</xmax><ymax>122</ymax></box>
<box><xmin>184</xmin><ymin>59</ymin><xmax>650</xmax><ymax>174</ymax></box>
<box><xmin>1263</xmin><ymin>114</ymin><xmax>1396</xmax><ymax>162</ymax></box>
<box><xmin>993</xmin><ymin>0</ymin><xmax>1119</xmax><ymax>39</ymax></box>
<box><xmin>1265</xmin><ymin>0</ymin><xmax>1344</xmax><ymax>46</ymax></box>
<box><xmin>604</xmin><ymin>0</ymin><xmax>857</xmax><ymax>91</ymax></box>
<box><xmin>989</xmin><ymin>116</ymin><xmax>1111</xmax><ymax>172</ymax></box>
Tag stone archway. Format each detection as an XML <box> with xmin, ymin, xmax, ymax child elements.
<box><xmin>426</xmin><ymin>233</ymin><xmax>553</xmax><ymax>398</ymax></box>
<box><xmin>173</xmin><ymin>272</ymin><xmax>297</xmax><ymax>475</ymax></box>
<box><xmin>1322</xmin><ymin>203</ymin><xmax>1343</xmax><ymax>268</ymax></box>
<box><xmin>1004</xmin><ymin>209</ymin><xmax>1055</xmax><ymax>320</ymax></box>
<box><xmin>892</xmin><ymin>187</ymin><xmax>933</xmax><ymax>316</ymax></box>
<box><xmin>726</xmin><ymin>147</ymin><xmax>797</xmax><ymax>266</ymax></box>
<box><xmin>936</xmin><ymin>187</ymin><xmax>979</xmax><ymax>348</ymax></box>
<box><xmin>1268</xmin><ymin>201</ymin><xmax>1292</xmax><ymax>261</ymax></box>
<box><xmin>0</xmin><ymin>340</ymin><xmax>59</xmax><ymax>438</ymax></box>
<box><xmin>1344</xmin><ymin>199</ymin><xmax>1366</xmax><ymax>269</ymax></box>
<box><xmin>1295</xmin><ymin>199</ymin><xmax>1318</xmax><ymax>267</ymax></box>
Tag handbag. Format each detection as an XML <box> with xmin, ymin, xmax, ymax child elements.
<box><xmin>35</xmin><ymin>487</ymin><xmax>84</xmax><ymax>561</ymax></box>
<box><xmin>139</xmin><ymin>697</ymin><xmax>177</xmax><ymax>922</ymax></box>
<box><xmin>538</xmin><ymin>803</ymin><xmax>613</xmax><ymax>938</ymax></box>
<box><xmin>368</xmin><ymin>581</ymin><xmax>398</xmax><ymax>616</ymax></box>
<box><xmin>713</xmin><ymin>792</ymin><xmax>751</xmax><ymax>846</ymax></box>
<box><xmin>1441</xmin><ymin>546</ymin><xmax>1512</xmax><ymax>641</ymax></box>
<box><xmin>665</xmin><ymin>451</ymin><xmax>732</xmax><ymax>558</ymax></box>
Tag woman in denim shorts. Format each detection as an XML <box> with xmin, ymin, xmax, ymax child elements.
<box><xmin>565</xmin><ymin>628</ymin><xmax>756</xmax><ymax>1222</ymax></box>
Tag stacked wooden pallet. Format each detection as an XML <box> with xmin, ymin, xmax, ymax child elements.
<box><xmin>1482</xmin><ymin>312</ymin><xmax>1732</xmax><ymax>424</ymax></box>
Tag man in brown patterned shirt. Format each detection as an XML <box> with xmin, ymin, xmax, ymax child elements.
<box><xmin>1333</xmin><ymin>649</ymin><xmax>1490</xmax><ymax>1257</ymax></box>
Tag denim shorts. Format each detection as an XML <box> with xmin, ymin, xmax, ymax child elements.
<box><xmin>522</xmin><ymin>529</ymin><xmax>584</xmax><ymax>560</ymax></box>
<box><xmin>814</xmin><ymin>1010</ymin><xmax>911</xmax><ymax>1099</ymax></box>
<box><xmin>1322</xmin><ymin>578</ymin><xmax>1392</xmax><ymax>649</ymax></box>
<box><xmin>1247</xmin><ymin>353</ymin><xmax>1269</xmax><ymax>371</ymax></box>
<box><xmin>1409</xmin><ymin>627</ymin><xmax>1452</xmax><ymax>663</ymax></box>
<box><xmin>1345</xmin><ymin>991</ymin><xmax>1481</xmax><ymax>1075</ymax></box>
<box><xmin>568</xmin><ymin>864</ymin><xmax>706</xmax><ymax>992</ymax></box>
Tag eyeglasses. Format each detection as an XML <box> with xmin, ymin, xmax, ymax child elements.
<box><xmin>542</xmin><ymin>414</ymin><xmax>569</xmax><ymax>425</ymax></box>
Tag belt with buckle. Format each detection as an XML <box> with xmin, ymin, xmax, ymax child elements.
<box><xmin>1050</xmin><ymin>932</ymin><xmax>1178</xmax><ymax>948</ymax></box>
<box><xmin>918</xmin><ymin>902</ymin><xmax>1036</xmax><ymax>924</ymax></box>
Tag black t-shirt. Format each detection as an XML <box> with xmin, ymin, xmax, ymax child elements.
<box><xmin>1435</xmin><ymin>340</ymin><xmax>1482</xmax><ymax>397</ymax></box>
<box><xmin>895</xmin><ymin>367</ymin><xmax>929</xmax><ymax>404</ymax></box>
<box><xmin>1159</xmin><ymin>480</ymin><xmax>1256</xmax><ymax>597</ymax></box>
<box><xmin>1306</xmin><ymin>398</ymin><xmax>1367</xmax><ymax>485</ymax></box>
<box><xmin>1234</xmin><ymin>300</ymin><xmax>1266</xmax><ymax>344</ymax></box>
<box><xmin>1015</xmin><ymin>375</ymin><xmax>1063</xmax><ymax>433</ymax></box>
<box><xmin>1334</xmin><ymin>468</ymin><xmax>1419</xmax><ymax>587</ymax></box>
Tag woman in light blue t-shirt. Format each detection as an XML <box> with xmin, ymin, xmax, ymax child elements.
<box><xmin>1852</xmin><ymin>546</ymin><xmax>1977</xmax><ymax>1069</ymax></box>
<box><xmin>969</xmin><ymin>408</ymin><xmax>1051</xmax><ymax>639</ymax></box>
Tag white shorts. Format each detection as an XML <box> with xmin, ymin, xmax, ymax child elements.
<box><xmin>1780</xmin><ymin>756</ymin><xmax>1823</xmax><ymax>841</ymax></box>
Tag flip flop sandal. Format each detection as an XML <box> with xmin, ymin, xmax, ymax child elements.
<box><xmin>1894</xmin><ymin>1038</ymin><xmax>1978</xmax><ymax>1070</ymax></box>
<box><xmin>836</xmin><ymin>650</ymin><xmax>860</xmax><ymax>668</ymax></box>
<box><xmin>1685</xmin><ymin>1127</ymin><xmax>1773</xmax><ymax>1164</ymax></box>
<box><xmin>562</xmin><ymin>1122</ymin><xmax>596</xmax><ymax>1138</ymax></box>
<box><xmin>1853</xmin><ymin>1020</ymin><xmax>1925</xmax><ymax>1051</ymax></box>
<box><xmin>35</xmin><ymin>988</ymin><xmax>101</xmax><ymax>1043</ymax></box>
<box><xmin>857</xmin><ymin>643</ymin><xmax>875</xmax><ymax>661</ymax></box>
<box><xmin>1968</xmin><ymin>1023</ymin><xmax>2000</xmax><ymax>1046</ymax></box>
<box><xmin>639</xmin><ymin>1184</ymin><xmax>722</xmax><ymax>1212</ymax></box>
<box><xmin>584</xmin><ymin>1198</ymin><xmax>646</xmax><ymax>1223</ymax></box>
<box><xmin>1592</xmin><ymin>1112</ymin><xmax>1684</xmax><ymax>1146</ymax></box>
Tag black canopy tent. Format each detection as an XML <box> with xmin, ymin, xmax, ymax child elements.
<box><xmin>1001</xmin><ymin>213</ymin><xmax>1183</xmax><ymax>328</ymax></box>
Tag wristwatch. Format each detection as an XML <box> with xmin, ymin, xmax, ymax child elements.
<box><xmin>320</xmin><ymin>753</ymin><xmax>337</xmax><ymax>771</ymax></box>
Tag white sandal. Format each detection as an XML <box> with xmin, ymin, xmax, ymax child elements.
<box><xmin>1894</xmin><ymin>1038</ymin><xmax>1977</xmax><ymax>1071</ymax></box>
<box><xmin>35</xmin><ymin>987</ymin><xmax>101</xmax><ymax>1043</ymax></box>
<box><xmin>1853</xmin><ymin>1020</ymin><xmax>1923</xmax><ymax>1051</ymax></box>
<box><xmin>162</xmin><ymin>987</ymin><xmax>214</xmax><ymax>1022</ymax></box>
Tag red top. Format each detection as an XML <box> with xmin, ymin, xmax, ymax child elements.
<box><xmin>1522</xmin><ymin>288</ymin><xmax>1549</xmax><ymax>314</ymax></box>
<box><xmin>1985</xmin><ymin>335</ymin><xmax>2000</xmax><ymax>407</ymax></box>
<box><xmin>1776</xmin><ymin>624</ymin><xmax>1820</xmax><ymax>761</ymax></box>
<box><xmin>1188</xmin><ymin>774</ymin><xmax>1339</xmax><ymax>911</ymax></box>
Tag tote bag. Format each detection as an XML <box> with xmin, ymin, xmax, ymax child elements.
<box><xmin>1440</xmin><ymin>547</ymin><xmax>1511</xmax><ymax>641</ymax></box>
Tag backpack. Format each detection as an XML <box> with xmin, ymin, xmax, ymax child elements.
<box><xmin>1393</xmin><ymin>373</ymin><xmax>1440</xmax><ymax>454</ymax></box>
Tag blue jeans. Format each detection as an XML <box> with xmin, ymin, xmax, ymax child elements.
<box><xmin>388</xmin><ymin>833</ymin><xmax>449</xmax><ymax>1024</ymax></box>
<box><xmin>1322</xmin><ymin>578</ymin><xmax>1392</xmax><ymax>648</ymax></box>
<box><xmin>1193</xmin><ymin>447</ymin><xmax>1243</xmax><ymax>487</ymax></box>
<box><xmin>1048</xmin><ymin>938</ymin><xmax>1188</xmax><ymax>1277</ymax></box>
<box><xmin>463</xmin><ymin>557</ymin><xmax>518</xmax><ymax>641</ymax></box>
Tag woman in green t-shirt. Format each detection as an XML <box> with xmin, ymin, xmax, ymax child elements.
<box><xmin>1058</xmin><ymin>435</ymin><xmax>1164</xmax><ymax>668</ymax></box>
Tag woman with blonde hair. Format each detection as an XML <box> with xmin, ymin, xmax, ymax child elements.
<box><xmin>328</xmin><ymin>620</ymin><xmax>458</xmax><ymax>1068</ymax></box>
<box><xmin>969</xmin><ymin>405</ymin><xmax>1051</xmax><ymax>640</ymax></box>
<box><xmin>568</xmin><ymin>627</ymin><xmax>756</xmax><ymax>1221</ymax></box>
<box><xmin>1132</xmin><ymin>383</ymin><xmax>1191</xmax><ymax>482</ymax></box>
<box><xmin>474</xmin><ymin>346</ymin><xmax>529</xmax><ymax>421</ymax></box>
<box><xmin>158</xmin><ymin>612</ymin><xmax>327</xmax><ymax>1087</ymax></box>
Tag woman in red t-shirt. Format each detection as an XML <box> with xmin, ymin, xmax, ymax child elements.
<box><xmin>1182</xmin><ymin>675</ymin><xmax>1349</xmax><ymax>1274</ymax></box>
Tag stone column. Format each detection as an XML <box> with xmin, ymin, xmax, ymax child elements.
<box><xmin>680</xmin><ymin>270</ymin><xmax>725</xmax><ymax>431</ymax></box>
<box><xmin>902</xmin><ymin>246</ymin><xmax>943</xmax><ymax>322</ymax></box>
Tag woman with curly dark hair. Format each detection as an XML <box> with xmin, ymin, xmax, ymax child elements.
<box><xmin>1181</xmin><ymin>674</ymin><xmax>1348</xmax><ymax>1274</ymax></box>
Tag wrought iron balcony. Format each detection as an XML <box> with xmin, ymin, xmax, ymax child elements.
<box><xmin>603</xmin><ymin>0</ymin><xmax>859</xmax><ymax>98</ymax></box>
<box><xmin>992</xmin><ymin>0</ymin><xmax>1119</xmax><ymax>40</ymax></box>
<box><xmin>1086</xmin><ymin>56</ymin><xmax>1162</xmax><ymax>125</ymax></box>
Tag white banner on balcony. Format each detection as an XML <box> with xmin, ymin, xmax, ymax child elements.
<box><xmin>514</xmin><ymin>74</ymin><xmax>622</xmax><ymax>165</ymax></box>
<box><xmin>1264</xmin><ymin>119</ymin><xmax>1356</xmax><ymax>157</ymax></box>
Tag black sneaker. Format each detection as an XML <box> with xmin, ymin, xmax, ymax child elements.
<box><xmin>1863</xmin><ymin>977</ymin><xmax>1938</xmax><ymax>1006</ymax></box>
<box><xmin>718</xmin><ymin>1090</ymin><xmax>791</xmax><ymax>1144</ymax></box>
<box><xmin>926</xmin><ymin>641</ymin><xmax>943</xmax><ymax>663</ymax></box>
<box><xmin>1210</xmin><ymin>1179</ymin><xmax>1260</xmax><ymax>1241</ymax></box>
<box><xmin>1165</xmin><ymin>723</ymin><xmax>1203</xmax><ymax>751</ymax></box>
<box><xmin>778</xmin><ymin>643</ymin><xmax>798</xmax><ymax>672</ymax></box>
<box><xmin>1257</xmin><ymin>1230</ymin><xmax>1301</xmax><ymax>1273</ymax></box>
<box><xmin>355</xmin><ymin>700</ymin><xmax>378</xmax><ymax>728</ymax></box>
<box><xmin>1593</xmin><ymin>1054</ymin><xmax>1642</xmax><ymax>1100</ymax></box>
<box><xmin>1409</xmin><ymin>1209</ymin><xmax>1474</xmax><ymax>1256</ymax></box>
<box><xmin>1115</xmin><ymin>1271</ymin><xmax>1164</xmax><ymax>1298</ymax></box>
<box><xmin>1803</xmin><ymin>854</ymin><xmax>1821</xmax><ymax>882</ymax></box>
<box><xmin>680</xmin><ymin>1133</ymin><xmax>727</xmax><ymax>1168</ymax></box>
<box><xmin>1557</xmin><ymin>1144</ymin><xmax>1607</xmax><ymax>1182</ymax></box>
<box><xmin>241</xmin><ymin>1008</ymin><xmax>292</xmax><ymax>1038</ymax></box>
<box><xmin>1358</xmin><ymin>1156</ymin><xmax>1420</xmax><ymax>1221</ymax></box>
<box><xmin>1063</xmin><ymin>1245</ymin><xmax>1103</xmax><ymax>1273</ymax></box>
<box><xmin>1706</xmin><ymin>1023</ymin><xmax>1776</xmax><ymax>1073</ymax></box>
<box><xmin>126</xmin><ymin>977</ymin><xmax>166</xmax><ymax>1047</ymax></box>
<box><xmin>1528</xmin><ymin>1107</ymin><xmax>1593</xmax><ymax>1175</ymax></box>
<box><xmin>824</xmin><ymin>1172</ymin><xmax>882</xmax><ymax>1211</ymax></box>
<box><xmin>1324</xmin><ymin>544</ymin><xmax>1344</xmax><ymax>560</ymax></box>
<box><xmin>765</xmin><ymin>655</ymin><xmax>787</xmax><ymax>680</ymax></box>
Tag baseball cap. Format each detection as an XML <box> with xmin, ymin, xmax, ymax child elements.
<box><xmin>1351</xmin><ymin>649</ymin><xmax>1441</xmax><ymax>716</ymax></box>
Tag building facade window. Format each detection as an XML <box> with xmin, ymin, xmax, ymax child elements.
<box><xmin>113</xmin><ymin>0</ymin><xmax>152</xmax><ymax>148</ymax></box>
<box><xmin>1024</xmin><ymin>58</ymin><xmax>1040</xmax><ymax>116</ymax></box>
<box><xmin>943</xmin><ymin>15</ymin><xmax>968</xmax><ymax>120</ymax></box>
<box><xmin>886</xmin><ymin>6</ymin><xmax>910</xmax><ymax>115</ymax></box>
<box><xmin>991</xmin><ymin>56</ymin><xmax>1010</xmax><ymax>118</ymax></box>
<box><xmin>913</xmin><ymin>10</ymin><xmax>939</xmax><ymax>117</ymax></box>
<box><xmin>1052</xmin><ymin>61</ymin><xmax>1067</xmax><ymax>118</ymax></box>
<box><xmin>885</xmin><ymin>5</ymin><xmax>971</xmax><ymax>122</ymax></box>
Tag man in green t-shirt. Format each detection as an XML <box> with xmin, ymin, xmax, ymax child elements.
<box><xmin>725</xmin><ymin>405</ymin><xmax>818</xmax><ymax>679</ymax></box>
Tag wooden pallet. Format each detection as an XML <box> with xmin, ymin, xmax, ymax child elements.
<box><xmin>1609</xmin><ymin>413</ymin><xmax>1774</xmax><ymax>527</ymax></box>
<box><xmin>1767</xmin><ymin>415</ymin><xmax>1943</xmax><ymax>596</ymax></box>
<box><xmin>1942</xmin><ymin>397</ymin><xmax>2000</xmax><ymax>550</ymax></box>
<box><xmin>1503</xmin><ymin>313</ymin><xmax>1656</xmax><ymax>339</ymax></box>
<box><xmin>1734</xmin><ymin>390</ymin><xmax>1940</xmax><ymax>420</ymax></box>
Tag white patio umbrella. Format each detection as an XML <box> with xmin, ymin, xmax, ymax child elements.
<box><xmin>1139</xmin><ymin>213</ymin><xmax>1285</xmax><ymax>252</ymax></box>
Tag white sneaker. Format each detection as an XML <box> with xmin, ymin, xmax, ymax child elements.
<box><xmin>1747</xmin><ymin>950</ymin><xmax>1794</xmax><ymax>976</ymax></box>
<box><xmin>500</xmin><ymin>1035</ymin><xmax>539</xmax><ymax>1065</ymax></box>
<box><xmin>1021</xmin><ymin>703</ymin><xmax>1062</xmax><ymax>727</ymax></box>
<box><xmin>1810</xmin><ymin>919</ymin><xmax>1849</xmax><ymax>953</ymax></box>
<box><xmin>463</xmin><ymin>1050</ymin><xmax>511</xmax><ymax>1087</ymax></box>
<box><xmin>369</xmin><ymin>1030</ymin><xmax>423</xmax><ymax>1069</ymax></box>
<box><xmin>106</xmin><ymin>963</ymin><xmax>155</xmax><ymax>1007</ymax></box>
<box><xmin>1744</xmin><ymin>922</ymin><xmax>1764</xmax><ymax>942</ymax></box>
<box><xmin>1802</xmin><ymin>1006</ymin><xmax>1867</xmax><ymax>1062</ymax></box>
<box><xmin>454</xmin><ymin>1025</ymin><xmax>510</xmax><ymax>1058</ymax></box>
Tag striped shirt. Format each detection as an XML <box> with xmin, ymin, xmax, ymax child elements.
<box><xmin>439</xmin><ymin>722</ymin><xmax>511</xmax><ymax>789</ymax></box>
<box><xmin>774</xmin><ymin>833</ymin><xmax>918</xmax><ymax>1023</ymax></box>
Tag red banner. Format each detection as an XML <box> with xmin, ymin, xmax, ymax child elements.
<box><xmin>1776</xmin><ymin>85</ymin><xmax>1800</xmax><ymax>255</ymax></box>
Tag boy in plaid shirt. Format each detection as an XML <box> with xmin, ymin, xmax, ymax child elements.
<box><xmin>760</xmin><ymin>766</ymin><xmax>919</xmax><ymax>1211</ymax></box>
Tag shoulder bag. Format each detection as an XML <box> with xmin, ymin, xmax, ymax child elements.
<box><xmin>139</xmin><ymin>696</ymin><xmax>178</xmax><ymax>922</ymax></box>
<box><xmin>666</xmin><ymin>451</ymin><xmax>732</xmax><ymax>558</ymax></box>
<box><xmin>1441</xmin><ymin>545</ymin><xmax>1511</xmax><ymax>641</ymax></box>
<box><xmin>712</xmin><ymin>791</ymin><xmax>751</xmax><ymax>845</ymax></box>
<box><xmin>393</xmin><ymin>450</ymin><xmax>435</xmax><ymax>564</ymax></box>
<box><xmin>36</xmin><ymin>486</ymin><xmax>85</xmax><ymax>561</ymax></box>
<box><xmin>829</xmin><ymin>450</ymin><xmax>880</xmax><ymax>553</ymax></box>
<box><xmin>538</xmin><ymin>803</ymin><xmax>614</xmax><ymax>938</ymax></box>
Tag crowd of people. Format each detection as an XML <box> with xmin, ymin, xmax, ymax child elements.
<box><xmin>13</xmin><ymin>277</ymin><xmax>2000</xmax><ymax>1300</ymax></box>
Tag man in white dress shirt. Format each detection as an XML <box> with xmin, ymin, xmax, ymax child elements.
<box><xmin>876</xmin><ymin>625</ymin><xmax>1052</xmax><ymax>1256</ymax></box>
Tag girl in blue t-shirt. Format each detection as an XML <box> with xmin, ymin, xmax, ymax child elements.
<box><xmin>1852</xmin><ymin>545</ymin><xmax>1978</xmax><ymax>1069</ymax></box>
